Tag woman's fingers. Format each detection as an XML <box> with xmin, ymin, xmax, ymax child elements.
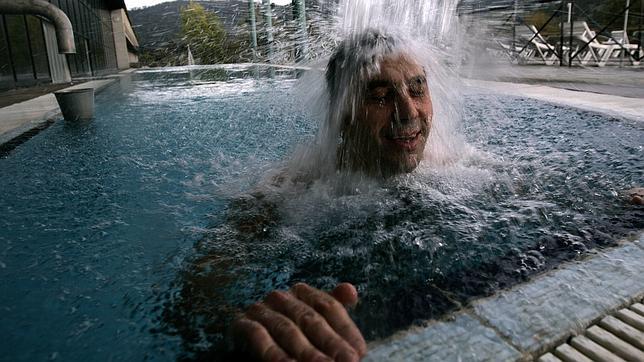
<box><xmin>264</xmin><ymin>291</ymin><xmax>360</xmax><ymax>362</ymax></box>
<box><xmin>231</xmin><ymin>318</ymin><xmax>294</xmax><ymax>362</ymax></box>
<box><xmin>246</xmin><ymin>302</ymin><xmax>333</xmax><ymax>362</ymax></box>
<box><xmin>291</xmin><ymin>283</ymin><xmax>367</xmax><ymax>357</ymax></box>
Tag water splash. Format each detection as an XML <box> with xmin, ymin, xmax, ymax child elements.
<box><xmin>268</xmin><ymin>0</ymin><xmax>472</xmax><ymax>187</ymax></box>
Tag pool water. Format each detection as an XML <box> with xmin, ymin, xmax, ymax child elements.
<box><xmin>0</xmin><ymin>66</ymin><xmax>642</xmax><ymax>360</ymax></box>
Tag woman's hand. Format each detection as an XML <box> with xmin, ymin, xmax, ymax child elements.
<box><xmin>231</xmin><ymin>282</ymin><xmax>367</xmax><ymax>362</ymax></box>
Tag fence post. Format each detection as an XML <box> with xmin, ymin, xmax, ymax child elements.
<box><xmin>262</xmin><ymin>0</ymin><xmax>274</xmax><ymax>63</ymax></box>
<box><xmin>568</xmin><ymin>0</ymin><xmax>574</xmax><ymax>67</ymax></box>
<box><xmin>621</xmin><ymin>0</ymin><xmax>631</xmax><ymax>67</ymax></box>
<box><xmin>560</xmin><ymin>2</ymin><xmax>565</xmax><ymax>66</ymax></box>
<box><xmin>639</xmin><ymin>0</ymin><xmax>642</xmax><ymax>60</ymax></box>
<box><xmin>249</xmin><ymin>0</ymin><xmax>258</xmax><ymax>62</ymax></box>
<box><xmin>293</xmin><ymin>0</ymin><xmax>308</xmax><ymax>62</ymax></box>
<box><xmin>512</xmin><ymin>0</ymin><xmax>518</xmax><ymax>60</ymax></box>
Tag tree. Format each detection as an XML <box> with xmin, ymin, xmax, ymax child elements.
<box><xmin>180</xmin><ymin>1</ymin><xmax>228</xmax><ymax>64</ymax></box>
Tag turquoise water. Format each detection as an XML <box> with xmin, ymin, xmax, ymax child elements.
<box><xmin>0</xmin><ymin>66</ymin><xmax>642</xmax><ymax>360</ymax></box>
<box><xmin>0</xmin><ymin>66</ymin><xmax>313</xmax><ymax>360</ymax></box>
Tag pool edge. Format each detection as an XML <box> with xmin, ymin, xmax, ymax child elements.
<box><xmin>0</xmin><ymin>78</ymin><xmax>119</xmax><ymax>156</ymax></box>
<box><xmin>365</xmin><ymin>232</ymin><xmax>644</xmax><ymax>361</ymax></box>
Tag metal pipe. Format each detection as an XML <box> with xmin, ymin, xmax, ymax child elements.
<box><xmin>0</xmin><ymin>0</ymin><xmax>75</xmax><ymax>53</ymax></box>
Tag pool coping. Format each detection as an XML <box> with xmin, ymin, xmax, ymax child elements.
<box><xmin>365</xmin><ymin>233</ymin><xmax>644</xmax><ymax>361</ymax></box>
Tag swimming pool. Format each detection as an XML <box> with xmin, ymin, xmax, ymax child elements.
<box><xmin>0</xmin><ymin>65</ymin><xmax>642</xmax><ymax>360</ymax></box>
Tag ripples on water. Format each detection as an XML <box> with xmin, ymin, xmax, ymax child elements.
<box><xmin>0</xmin><ymin>65</ymin><xmax>642</xmax><ymax>359</ymax></box>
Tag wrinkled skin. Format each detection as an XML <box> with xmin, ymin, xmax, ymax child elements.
<box><xmin>232</xmin><ymin>54</ymin><xmax>433</xmax><ymax>361</ymax></box>
<box><xmin>232</xmin><ymin>283</ymin><xmax>366</xmax><ymax>362</ymax></box>
<box><xmin>338</xmin><ymin>54</ymin><xmax>434</xmax><ymax>177</ymax></box>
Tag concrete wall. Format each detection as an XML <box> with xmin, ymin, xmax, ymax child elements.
<box><xmin>111</xmin><ymin>9</ymin><xmax>130</xmax><ymax>70</ymax></box>
<box><xmin>111</xmin><ymin>9</ymin><xmax>139</xmax><ymax>70</ymax></box>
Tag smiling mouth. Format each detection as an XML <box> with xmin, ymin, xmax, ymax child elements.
<box><xmin>384</xmin><ymin>131</ymin><xmax>422</xmax><ymax>151</ymax></box>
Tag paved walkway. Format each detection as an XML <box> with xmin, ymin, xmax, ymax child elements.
<box><xmin>466</xmin><ymin>79</ymin><xmax>644</xmax><ymax>122</ymax></box>
<box><xmin>463</xmin><ymin>64</ymin><xmax>644</xmax><ymax>86</ymax></box>
<box><xmin>0</xmin><ymin>83</ymin><xmax>73</xmax><ymax>109</ymax></box>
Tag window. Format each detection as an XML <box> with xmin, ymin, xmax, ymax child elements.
<box><xmin>0</xmin><ymin>16</ymin><xmax>15</xmax><ymax>89</ymax></box>
<box><xmin>5</xmin><ymin>15</ymin><xmax>34</xmax><ymax>84</ymax></box>
<box><xmin>26</xmin><ymin>15</ymin><xmax>51</xmax><ymax>81</ymax></box>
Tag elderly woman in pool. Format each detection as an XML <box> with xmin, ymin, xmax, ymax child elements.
<box><xmin>232</xmin><ymin>30</ymin><xmax>434</xmax><ymax>361</ymax></box>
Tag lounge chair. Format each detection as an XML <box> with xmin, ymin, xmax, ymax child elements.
<box><xmin>496</xmin><ymin>25</ymin><xmax>562</xmax><ymax>65</ymax></box>
<box><xmin>495</xmin><ymin>38</ymin><xmax>534</xmax><ymax>64</ymax></box>
<box><xmin>514</xmin><ymin>25</ymin><xmax>561</xmax><ymax>65</ymax></box>
<box><xmin>561</xmin><ymin>21</ymin><xmax>621</xmax><ymax>67</ymax></box>
<box><xmin>606</xmin><ymin>30</ymin><xmax>641</xmax><ymax>66</ymax></box>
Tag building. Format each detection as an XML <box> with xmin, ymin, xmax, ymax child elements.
<box><xmin>0</xmin><ymin>0</ymin><xmax>139</xmax><ymax>91</ymax></box>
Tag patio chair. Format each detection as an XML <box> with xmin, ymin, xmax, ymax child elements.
<box><xmin>496</xmin><ymin>25</ymin><xmax>561</xmax><ymax>65</ymax></box>
<box><xmin>607</xmin><ymin>30</ymin><xmax>641</xmax><ymax>66</ymax></box>
<box><xmin>495</xmin><ymin>38</ymin><xmax>534</xmax><ymax>64</ymax></box>
<box><xmin>562</xmin><ymin>21</ymin><xmax>621</xmax><ymax>67</ymax></box>
<box><xmin>514</xmin><ymin>25</ymin><xmax>561</xmax><ymax>65</ymax></box>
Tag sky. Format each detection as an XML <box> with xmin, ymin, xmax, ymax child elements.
<box><xmin>125</xmin><ymin>0</ymin><xmax>291</xmax><ymax>10</ymax></box>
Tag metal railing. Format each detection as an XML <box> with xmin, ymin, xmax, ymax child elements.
<box><xmin>505</xmin><ymin>0</ymin><xmax>642</xmax><ymax>66</ymax></box>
